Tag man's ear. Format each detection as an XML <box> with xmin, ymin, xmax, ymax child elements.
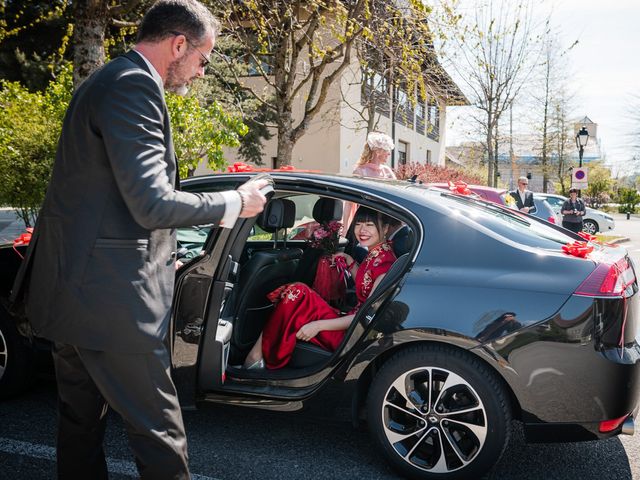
<box><xmin>171</xmin><ymin>35</ymin><xmax>188</xmax><ymax>59</ymax></box>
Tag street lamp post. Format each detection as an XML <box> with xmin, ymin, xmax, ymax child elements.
<box><xmin>575</xmin><ymin>126</ymin><xmax>589</xmax><ymax>197</ymax></box>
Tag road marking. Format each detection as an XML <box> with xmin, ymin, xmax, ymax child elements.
<box><xmin>0</xmin><ymin>437</ymin><xmax>219</xmax><ymax>479</ymax></box>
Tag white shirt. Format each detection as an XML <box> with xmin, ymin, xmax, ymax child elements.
<box><xmin>131</xmin><ymin>50</ymin><xmax>242</xmax><ymax>228</ymax></box>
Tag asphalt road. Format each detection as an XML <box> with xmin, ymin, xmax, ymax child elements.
<box><xmin>2</xmin><ymin>211</ymin><xmax>640</xmax><ymax>479</ymax></box>
<box><xmin>0</xmin><ymin>378</ymin><xmax>637</xmax><ymax>480</ymax></box>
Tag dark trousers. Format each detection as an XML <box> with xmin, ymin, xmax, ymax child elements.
<box><xmin>562</xmin><ymin>220</ymin><xmax>583</xmax><ymax>233</ymax></box>
<box><xmin>52</xmin><ymin>343</ymin><xmax>189</xmax><ymax>480</ymax></box>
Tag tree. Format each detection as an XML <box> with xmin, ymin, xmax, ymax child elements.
<box><xmin>444</xmin><ymin>0</ymin><xmax>540</xmax><ymax>187</ymax></box>
<box><xmin>210</xmin><ymin>0</ymin><xmax>375</xmax><ymax>166</ymax></box>
<box><xmin>0</xmin><ymin>65</ymin><xmax>73</xmax><ymax>226</ymax></box>
<box><xmin>583</xmin><ymin>162</ymin><xmax>613</xmax><ymax>208</ymax></box>
<box><xmin>0</xmin><ymin>0</ymin><xmax>148</xmax><ymax>88</ymax></box>
<box><xmin>527</xmin><ymin>26</ymin><xmax>577</xmax><ymax>193</ymax></box>
<box><xmin>337</xmin><ymin>1</ymin><xmax>453</xmax><ymax>136</ymax></box>
<box><xmin>165</xmin><ymin>88</ymin><xmax>248</xmax><ymax>177</ymax></box>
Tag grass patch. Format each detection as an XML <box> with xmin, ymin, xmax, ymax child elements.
<box><xmin>596</xmin><ymin>234</ymin><xmax>625</xmax><ymax>243</ymax></box>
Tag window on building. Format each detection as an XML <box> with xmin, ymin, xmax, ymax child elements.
<box><xmin>362</xmin><ymin>67</ymin><xmax>390</xmax><ymax>117</ymax></box>
<box><xmin>271</xmin><ymin>157</ymin><xmax>278</xmax><ymax>169</ymax></box>
<box><xmin>398</xmin><ymin>141</ymin><xmax>408</xmax><ymax>166</ymax></box>
<box><xmin>426</xmin><ymin>99</ymin><xmax>440</xmax><ymax>141</ymax></box>
<box><xmin>394</xmin><ymin>85</ymin><xmax>414</xmax><ymax>129</ymax></box>
<box><xmin>426</xmin><ymin>149</ymin><xmax>432</xmax><ymax>164</ymax></box>
<box><xmin>415</xmin><ymin>102</ymin><xmax>426</xmax><ymax>135</ymax></box>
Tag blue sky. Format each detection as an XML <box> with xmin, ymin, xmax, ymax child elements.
<box><xmin>445</xmin><ymin>0</ymin><xmax>640</xmax><ymax>175</ymax></box>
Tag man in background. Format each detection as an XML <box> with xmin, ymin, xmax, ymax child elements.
<box><xmin>509</xmin><ymin>176</ymin><xmax>537</xmax><ymax>214</ymax></box>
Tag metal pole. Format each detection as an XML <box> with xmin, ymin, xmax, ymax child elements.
<box><xmin>578</xmin><ymin>145</ymin><xmax>584</xmax><ymax>197</ymax></box>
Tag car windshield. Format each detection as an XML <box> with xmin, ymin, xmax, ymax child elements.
<box><xmin>412</xmin><ymin>187</ymin><xmax>574</xmax><ymax>248</ymax></box>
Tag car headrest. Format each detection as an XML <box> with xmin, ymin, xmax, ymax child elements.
<box><xmin>257</xmin><ymin>199</ymin><xmax>296</xmax><ymax>233</ymax></box>
<box><xmin>313</xmin><ymin>197</ymin><xmax>343</xmax><ymax>223</ymax></box>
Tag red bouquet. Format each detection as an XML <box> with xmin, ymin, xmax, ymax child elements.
<box><xmin>308</xmin><ymin>221</ymin><xmax>347</xmax><ymax>304</ymax></box>
<box><xmin>309</xmin><ymin>221</ymin><xmax>342</xmax><ymax>254</ymax></box>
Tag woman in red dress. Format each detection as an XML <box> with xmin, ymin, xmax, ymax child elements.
<box><xmin>243</xmin><ymin>207</ymin><xmax>397</xmax><ymax>370</ymax></box>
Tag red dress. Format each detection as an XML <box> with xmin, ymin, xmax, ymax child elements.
<box><xmin>261</xmin><ymin>242</ymin><xmax>396</xmax><ymax>369</ymax></box>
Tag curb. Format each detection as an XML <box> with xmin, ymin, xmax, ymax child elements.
<box><xmin>608</xmin><ymin>237</ymin><xmax>630</xmax><ymax>245</ymax></box>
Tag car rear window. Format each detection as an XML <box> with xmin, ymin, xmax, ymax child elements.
<box><xmin>416</xmin><ymin>188</ymin><xmax>574</xmax><ymax>249</ymax></box>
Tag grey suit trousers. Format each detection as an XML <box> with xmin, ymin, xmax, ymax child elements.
<box><xmin>52</xmin><ymin>343</ymin><xmax>189</xmax><ymax>479</ymax></box>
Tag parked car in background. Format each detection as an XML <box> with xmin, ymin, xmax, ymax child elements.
<box><xmin>427</xmin><ymin>183</ymin><xmax>509</xmax><ymax>205</ymax></box>
<box><xmin>1</xmin><ymin>173</ymin><xmax>638</xmax><ymax>480</ymax></box>
<box><xmin>428</xmin><ymin>183</ymin><xmax>559</xmax><ymax>225</ymax></box>
<box><xmin>531</xmin><ymin>197</ymin><xmax>560</xmax><ymax>224</ymax></box>
<box><xmin>536</xmin><ymin>193</ymin><xmax>615</xmax><ymax>234</ymax></box>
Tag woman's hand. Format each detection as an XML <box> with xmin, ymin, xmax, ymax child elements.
<box><xmin>296</xmin><ymin>321</ymin><xmax>322</xmax><ymax>342</ymax></box>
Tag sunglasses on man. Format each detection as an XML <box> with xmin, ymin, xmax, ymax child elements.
<box><xmin>170</xmin><ymin>31</ymin><xmax>210</xmax><ymax>69</ymax></box>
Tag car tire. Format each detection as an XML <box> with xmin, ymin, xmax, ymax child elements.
<box><xmin>582</xmin><ymin>219</ymin><xmax>599</xmax><ymax>234</ymax></box>
<box><xmin>366</xmin><ymin>344</ymin><xmax>511</xmax><ymax>480</ymax></box>
<box><xmin>0</xmin><ymin>307</ymin><xmax>34</xmax><ymax>399</ymax></box>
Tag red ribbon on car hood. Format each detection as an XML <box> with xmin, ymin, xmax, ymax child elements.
<box><xmin>562</xmin><ymin>240</ymin><xmax>593</xmax><ymax>258</ymax></box>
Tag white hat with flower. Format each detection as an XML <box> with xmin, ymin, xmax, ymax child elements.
<box><xmin>366</xmin><ymin>132</ymin><xmax>394</xmax><ymax>151</ymax></box>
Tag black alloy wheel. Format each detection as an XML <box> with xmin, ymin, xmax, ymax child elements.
<box><xmin>367</xmin><ymin>345</ymin><xmax>511</xmax><ymax>479</ymax></box>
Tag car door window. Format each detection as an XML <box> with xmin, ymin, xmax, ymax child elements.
<box><xmin>179</xmin><ymin>180</ymin><xmax>241</xmax><ymax>257</ymax></box>
<box><xmin>246</xmin><ymin>193</ymin><xmax>322</xmax><ymax>242</ymax></box>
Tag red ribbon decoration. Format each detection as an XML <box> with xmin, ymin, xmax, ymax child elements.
<box><xmin>448</xmin><ymin>180</ymin><xmax>472</xmax><ymax>195</ymax></box>
<box><xmin>227</xmin><ymin>162</ymin><xmax>254</xmax><ymax>173</ymax></box>
<box><xmin>13</xmin><ymin>227</ymin><xmax>34</xmax><ymax>260</ymax></box>
<box><xmin>562</xmin><ymin>240</ymin><xmax>594</xmax><ymax>258</ymax></box>
<box><xmin>577</xmin><ymin>231</ymin><xmax>598</xmax><ymax>242</ymax></box>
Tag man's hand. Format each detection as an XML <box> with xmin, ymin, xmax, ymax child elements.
<box><xmin>237</xmin><ymin>179</ymin><xmax>268</xmax><ymax>218</ymax></box>
<box><xmin>521</xmin><ymin>207</ymin><xmax>530</xmax><ymax>213</ymax></box>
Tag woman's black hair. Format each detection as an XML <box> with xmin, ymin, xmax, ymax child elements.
<box><xmin>353</xmin><ymin>206</ymin><xmax>393</xmax><ymax>238</ymax></box>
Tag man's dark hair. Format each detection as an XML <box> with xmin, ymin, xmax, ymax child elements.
<box><xmin>137</xmin><ymin>0</ymin><xmax>220</xmax><ymax>45</ymax></box>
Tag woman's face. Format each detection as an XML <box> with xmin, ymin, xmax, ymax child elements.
<box><xmin>371</xmin><ymin>148</ymin><xmax>390</xmax><ymax>165</ymax></box>
<box><xmin>354</xmin><ymin>219</ymin><xmax>386</xmax><ymax>247</ymax></box>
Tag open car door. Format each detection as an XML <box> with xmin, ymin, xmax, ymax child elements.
<box><xmin>170</xmin><ymin>174</ymin><xmax>274</xmax><ymax>407</ymax></box>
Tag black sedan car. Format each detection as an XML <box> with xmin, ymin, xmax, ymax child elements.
<box><xmin>1</xmin><ymin>172</ymin><xmax>639</xmax><ymax>480</ymax></box>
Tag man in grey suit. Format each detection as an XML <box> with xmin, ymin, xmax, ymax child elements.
<box><xmin>10</xmin><ymin>1</ymin><xmax>267</xmax><ymax>478</ymax></box>
<box><xmin>508</xmin><ymin>176</ymin><xmax>537</xmax><ymax>214</ymax></box>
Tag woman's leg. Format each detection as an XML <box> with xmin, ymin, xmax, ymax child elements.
<box><xmin>243</xmin><ymin>333</ymin><xmax>263</xmax><ymax>368</ymax></box>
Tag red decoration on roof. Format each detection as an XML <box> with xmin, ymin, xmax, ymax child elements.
<box><xmin>227</xmin><ymin>162</ymin><xmax>254</xmax><ymax>172</ymax></box>
<box><xmin>448</xmin><ymin>180</ymin><xmax>472</xmax><ymax>195</ymax></box>
<box><xmin>562</xmin><ymin>241</ymin><xmax>594</xmax><ymax>258</ymax></box>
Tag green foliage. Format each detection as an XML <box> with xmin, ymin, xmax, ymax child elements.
<box><xmin>165</xmin><ymin>92</ymin><xmax>248</xmax><ymax>178</ymax></box>
<box><xmin>616</xmin><ymin>188</ymin><xmax>640</xmax><ymax>214</ymax></box>
<box><xmin>0</xmin><ymin>63</ymin><xmax>72</xmax><ymax>226</ymax></box>
<box><xmin>583</xmin><ymin>162</ymin><xmax>613</xmax><ymax>207</ymax></box>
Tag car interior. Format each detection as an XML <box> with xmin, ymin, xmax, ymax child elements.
<box><xmin>179</xmin><ymin>191</ymin><xmax>415</xmax><ymax>381</ymax></box>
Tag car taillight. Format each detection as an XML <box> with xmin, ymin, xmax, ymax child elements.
<box><xmin>548</xmin><ymin>217</ymin><xmax>555</xmax><ymax>224</ymax></box>
<box><xmin>575</xmin><ymin>257</ymin><xmax>635</xmax><ymax>297</ymax></box>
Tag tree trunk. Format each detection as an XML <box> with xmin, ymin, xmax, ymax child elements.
<box><xmin>493</xmin><ymin>123</ymin><xmax>500</xmax><ymax>187</ymax></box>
<box><xmin>73</xmin><ymin>0</ymin><xmax>109</xmax><ymax>87</ymax></box>
<box><xmin>276</xmin><ymin>108</ymin><xmax>294</xmax><ymax>167</ymax></box>
<box><xmin>486</xmin><ymin>118</ymin><xmax>494</xmax><ymax>186</ymax></box>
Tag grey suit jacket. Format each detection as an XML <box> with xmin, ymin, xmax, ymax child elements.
<box><xmin>11</xmin><ymin>52</ymin><xmax>227</xmax><ymax>353</ymax></box>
